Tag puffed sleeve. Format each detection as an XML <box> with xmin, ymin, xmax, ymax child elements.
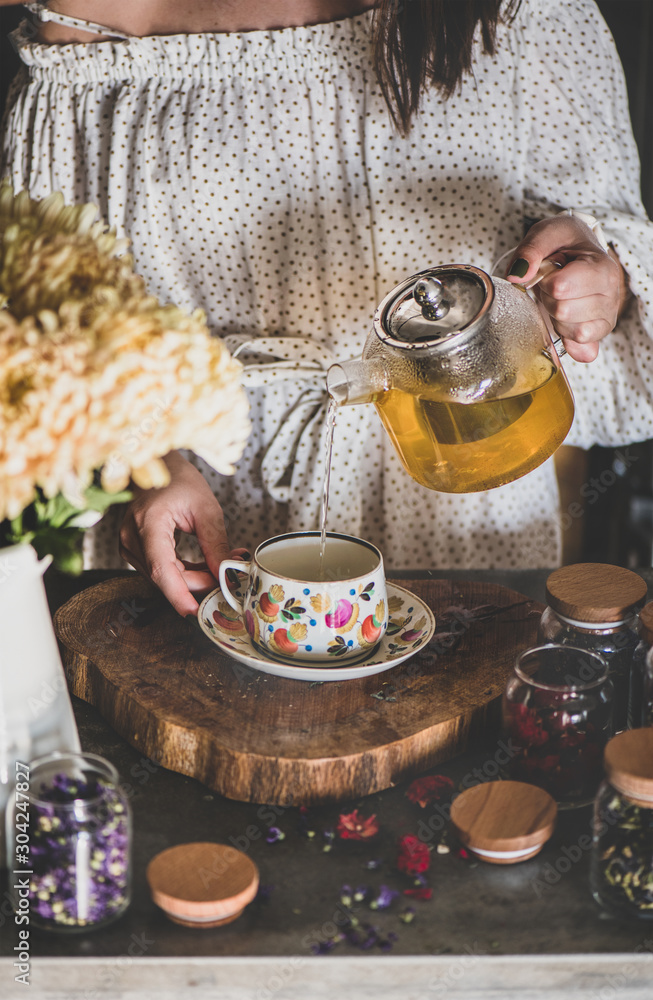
<box><xmin>512</xmin><ymin>0</ymin><xmax>653</xmax><ymax>448</ymax></box>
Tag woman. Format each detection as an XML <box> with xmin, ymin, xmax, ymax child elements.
<box><xmin>2</xmin><ymin>0</ymin><xmax>650</xmax><ymax>615</ymax></box>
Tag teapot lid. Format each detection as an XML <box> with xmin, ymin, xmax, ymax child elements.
<box><xmin>375</xmin><ymin>264</ymin><xmax>494</xmax><ymax>349</ymax></box>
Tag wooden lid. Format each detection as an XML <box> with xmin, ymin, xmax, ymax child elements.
<box><xmin>639</xmin><ymin>602</ymin><xmax>653</xmax><ymax>646</ymax></box>
<box><xmin>450</xmin><ymin>781</ymin><xmax>557</xmax><ymax>865</ymax></box>
<box><xmin>604</xmin><ymin>730</ymin><xmax>653</xmax><ymax>804</ymax></box>
<box><xmin>545</xmin><ymin>563</ymin><xmax>647</xmax><ymax>623</ymax></box>
<box><xmin>146</xmin><ymin>842</ymin><xmax>259</xmax><ymax>928</ymax></box>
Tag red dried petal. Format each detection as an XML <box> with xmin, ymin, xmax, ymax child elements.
<box><xmin>397</xmin><ymin>834</ymin><xmax>431</xmax><ymax>875</ymax></box>
<box><xmin>337</xmin><ymin>809</ymin><xmax>380</xmax><ymax>841</ymax></box>
<box><xmin>403</xmin><ymin>887</ymin><xmax>433</xmax><ymax>900</ymax></box>
<box><xmin>405</xmin><ymin>775</ymin><xmax>454</xmax><ymax>808</ymax></box>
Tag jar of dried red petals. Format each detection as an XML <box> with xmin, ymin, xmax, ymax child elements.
<box><xmin>539</xmin><ymin>563</ymin><xmax>646</xmax><ymax>734</ymax></box>
<box><xmin>502</xmin><ymin>643</ymin><xmax>614</xmax><ymax>809</ymax></box>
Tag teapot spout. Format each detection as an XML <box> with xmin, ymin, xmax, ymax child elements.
<box><xmin>326</xmin><ymin>358</ymin><xmax>390</xmax><ymax>406</ymax></box>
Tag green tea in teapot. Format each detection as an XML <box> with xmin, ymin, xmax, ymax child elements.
<box><xmin>373</xmin><ymin>352</ymin><xmax>573</xmax><ymax>493</ymax></box>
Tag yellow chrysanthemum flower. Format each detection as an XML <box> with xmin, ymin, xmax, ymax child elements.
<box><xmin>0</xmin><ymin>181</ymin><xmax>250</xmax><ymax>534</ymax></box>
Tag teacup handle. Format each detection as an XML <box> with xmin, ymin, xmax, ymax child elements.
<box><xmin>217</xmin><ymin>559</ymin><xmax>250</xmax><ymax>615</ymax></box>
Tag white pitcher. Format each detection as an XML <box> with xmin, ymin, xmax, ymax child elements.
<box><xmin>0</xmin><ymin>543</ymin><xmax>80</xmax><ymax>863</ymax></box>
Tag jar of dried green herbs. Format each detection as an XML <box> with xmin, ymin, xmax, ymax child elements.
<box><xmin>591</xmin><ymin>729</ymin><xmax>653</xmax><ymax>919</ymax></box>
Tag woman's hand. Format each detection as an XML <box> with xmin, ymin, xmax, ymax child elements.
<box><xmin>507</xmin><ymin>215</ymin><xmax>629</xmax><ymax>363</ymax></box>
<box><xmin>119</xmin><ymin>451</ymin><xmax>244</xmax><ymax>617</ymax></box>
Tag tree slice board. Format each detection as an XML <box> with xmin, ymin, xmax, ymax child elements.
<box><xmin>54</xmin><ymin>576</ymin><xmax>543</xmax><ymax>806</ymax></box>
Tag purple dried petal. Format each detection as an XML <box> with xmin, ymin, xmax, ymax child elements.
<box><xmin>265</xmin><ymin>826</ymin><xmax>285</xmax><ymax>844</ymax></box>
<box><xmin>369</xmin><ymin>885</ymin><xmax>400</xmax><ymax>910</ymax></box>
<box><xmin>340</xmin><ymin>885</ymin><xmax>353</xmax><ymax>907</ymax></box>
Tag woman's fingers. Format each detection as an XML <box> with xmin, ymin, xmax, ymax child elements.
<box><xmin>126</xmin><ymin>507</ymin><xmax>201</xmax><ymax>617</ymax></box>
<box><xmin>118</xmin><ymin>453</ymin><xmax>240</xmax><ymax>617</ymax></box>
<box><xmin>193</xmin><ymin>501</ymin><xmax>232</xmax><ymax>584</ymax></box>
<box><xmin>507</xmin><ymin>216</ymin><xmax>624</xmax><ymax>360</ymax></box>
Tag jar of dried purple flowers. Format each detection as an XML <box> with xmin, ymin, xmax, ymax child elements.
<box><xmin>7</xmin><ymin>751</ymin><xmax>131</xmax><ymax>932</ymax></box>
<box><xmin>591</xmin><ymin>729</ymin><xmax>653</xmax><ymax>920</ymax></box>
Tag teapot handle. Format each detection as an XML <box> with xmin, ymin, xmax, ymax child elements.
<box><xmin>521</xmin><ymin>259</ymin><xmax>567</xmax><ymax>358</ymax></box>
<box><xmin>492</xmin><ymin>252</ymin><xmax>567</xmax><ymax>357</ymax></box>
<box><xmin>521</xmin><ymin>257</ymin><xmax>562</xmax><ymax>290</ymax></box>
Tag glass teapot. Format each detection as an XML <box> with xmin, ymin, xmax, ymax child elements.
<box><xmin>326</xmin><ymin>263</ymin><xmax>575</xmax><ymax>494</ymax></box>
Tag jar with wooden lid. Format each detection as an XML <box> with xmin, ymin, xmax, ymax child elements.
<box><xmin>591</xmin><ymin>729</ymin><xmax>653</xmax><ymax>919</ymax></box>
<box><xmin>502</xmin><ymin>643</ymin><xmax>614</xmax><ymax>808</ymax></box>
<box><xmin>628</xmin><ymin>602</ymin><xmax>653</xmax><ymax>729</ymax></box>
<box><xmin>539</xmin><ymin>564</ymin><xmax>647</xmax><ymax>734</ymax></box>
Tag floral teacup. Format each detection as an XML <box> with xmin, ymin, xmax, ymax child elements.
<box><xmin>217</xmin><ymin>531</ymin><xmax>388</xmax><ymax>665</ymax></box>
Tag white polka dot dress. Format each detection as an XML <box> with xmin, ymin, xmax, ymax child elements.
<box><xmin>3</xmin><ymin>0</ymin><xmax>653</xmax><ymax>571</ymax></box>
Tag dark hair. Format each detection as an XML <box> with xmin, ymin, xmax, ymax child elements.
<box><xmin>371</xmin><ymin>0</ymin><xmax>522</xmax><ymax>133</ymax></box>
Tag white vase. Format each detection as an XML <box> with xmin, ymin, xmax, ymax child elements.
<box><xmin>0</xmin><ymin>543</ymin><xmax>81</xmax><ymax>862</ymax></box>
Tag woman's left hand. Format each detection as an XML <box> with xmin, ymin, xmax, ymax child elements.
<box><xmin>507</xmin><ymin>215</ymin><xmax>628</xmax><ymax>363</ymax></box>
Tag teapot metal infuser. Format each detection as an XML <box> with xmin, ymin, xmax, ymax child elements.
<box><xmin>326</xmin><ymin>262</ymin><xmax>575</xmax><ymax>493</ymax></box>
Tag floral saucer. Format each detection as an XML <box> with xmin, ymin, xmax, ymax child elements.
<box><xmin>198</xmin><ymin>581</ymin><xmax>435</xmax><ymax>682</ymax></box>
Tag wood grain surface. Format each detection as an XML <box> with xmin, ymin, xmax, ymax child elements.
<box><xmin>54</xmin><ymin>576</ymin><xmax>543</xmax><ymax>805</ymax></box>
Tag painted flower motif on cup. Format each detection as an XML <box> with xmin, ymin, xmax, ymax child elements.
<box><xmin>212</xmin><ymin>601</ymin><xmax>246</xmax><ymax>636</ymax></box>
<box><xmin>268</xmin><ymin>622</ymin><xmax>308</xmax><ymax>658</ymax></box>
<box><xmin>256</xmin><ymin>585</ymin><xmax>285</xmax><ymax>623</ymax></box>
<box><xmin>358</xmin><ymin>600</ymin><xmax>386</xmax><ymax>647</ymax></box>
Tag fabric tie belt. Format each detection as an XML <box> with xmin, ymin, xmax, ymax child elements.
<box><xmin>224</xmin><ymin>334</ymin><xmax>371</xmax><ymax>534</ymax></box>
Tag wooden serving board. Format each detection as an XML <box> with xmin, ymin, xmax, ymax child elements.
<box><xmin>54</xmin><ymin>576</ymin><xmax>543</xmax><ymax>806</ymax></box>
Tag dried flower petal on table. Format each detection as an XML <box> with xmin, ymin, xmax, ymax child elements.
<box><xmin>403</xmin><ymin>887</ymin><xmax>433</xmax><ymax>901</ymax></box>
<box><xmin>397</xmin><ymin>834</ymin><xmax>431</xmax><ymax>876</ymax></box>
<box><xmin>265</xmin><ymin>826</ymin><xmax>285</xmax><ymax>844</ymax></box>
<box><xmin>322</xmin><ymin>828</ymin><xmax>335</xmax><ymax>852</ymax></box>
<box><xmin>405</xmin><ymin>775</ymin><xmax>454</xmax><ymax>808</ymax></box>
<box><xmin>369</xmin><ymin>885</ymin><xmax>399</xmax><ymax>910</ymax></box>
<box><xmin>337</xmin><ymin>809</ymin><xmax>379</xmax><ymax>840</ymax></box>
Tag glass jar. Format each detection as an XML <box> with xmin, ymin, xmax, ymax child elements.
<box><xmin>628</xmin><ymin>602</ymin><xmax>653</xmax><ymax>729</ymax></box>
<box><xmin>591</xmin><ymin>729</ymin><xmax>653</xmax><ymax>919</ymax></box>
<box><xmin>502</xmin><ymin>643</ymin><xmax>614</xmax><ymax>808</ymax></box>
<box><xmin>539</xmin><ymin>563</ymin><xmax>646</xmax><ymax>734</ymax></box>
<box><xmin>6</xmin><ymin>751</ymin><xmax>131</xmax><ymax>932</ymax></box>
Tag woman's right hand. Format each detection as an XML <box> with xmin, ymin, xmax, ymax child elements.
<box><xmin>119</xmin><ymin>451</ymin><xmax>238</xmax><ymax>617</ymax></box>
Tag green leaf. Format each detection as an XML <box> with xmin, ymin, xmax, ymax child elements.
<box><xmin>82</xmin><ymin>484</ymin><xmax>133</xmax><ymax>513</ymax></box>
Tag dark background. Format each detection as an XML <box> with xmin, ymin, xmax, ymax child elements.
<box><xmin>0</xmin><ymin>1</ymin><xmax>652</xmax><ymax>567</ymax></box>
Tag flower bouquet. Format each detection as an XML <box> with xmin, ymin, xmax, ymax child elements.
<box><xmin>0</xmin><ymin>180</ymin><xmax>250</xmax><ymax>571</ymax></box>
